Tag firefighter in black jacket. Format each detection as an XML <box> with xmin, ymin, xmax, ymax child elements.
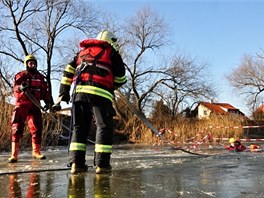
<box><xmin>55</xmin><ymin>30</ymin><xmax>127</xmax><ymax>174</ymax></box>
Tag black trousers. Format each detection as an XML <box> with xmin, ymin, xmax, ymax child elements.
<box><xmin>69</xmin><ymin>99</ymin><xmax>115</xmax><ymax>166</ymax></box>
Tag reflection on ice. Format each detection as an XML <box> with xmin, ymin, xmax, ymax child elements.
<box><xmin>0</xmin><ymin>144</ymin><xmax>264</xmax><ymax>197</ymax></box>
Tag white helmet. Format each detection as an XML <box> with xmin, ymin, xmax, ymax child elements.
<box><xmin>96</xmin><ymin>30</ymin><xmax>119</xmax><ymax>51</ymax></box>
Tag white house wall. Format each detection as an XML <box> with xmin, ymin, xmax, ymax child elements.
<box><xmin>198</xmin><ymin>105</ymin><xmax>211</xmax><ymax>119</ymax></box>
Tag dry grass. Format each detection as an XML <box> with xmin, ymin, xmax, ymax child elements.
<box><xmin>124</xmin><ymin>114</ymin><xmax>248</xmax><ymax>145</ymax></box>
<box><xmin>0</xmin><ymin>102</ymin><xmax>66</xmax><ymax>151</ymax></box>
<box><xmin>0</xmin><ymin>101</ymin><xmax>13</xmax><ymax>150</ymax></box>
<box><xmin>0</xmin><ymin>101</ymin><xmax>255</xmax><ymax>151</ymax></box>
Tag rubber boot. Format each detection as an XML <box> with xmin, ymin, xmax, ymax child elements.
<box><xmin>95</xmin><ymin>152</ymin><xmax>112</xmax><ymax>174</ymax></box>
<box><xmin>8</xmin><ymin>142</ymin><xmax>19</xmax><ymax>163</ymax></box>
<box><xmin>95</xmin><ymin>166</ymin><xmax>112</xmax><ymax>174</ymax></box>
<box><xmin>70</xmin><ymin>163</ymin><xmax>88</xmax><ymax>174</ymax></box>
<box><xmin>32</xmin><ymin>143</ymin><xmax>46</xmax><ymax>159</ymax></box>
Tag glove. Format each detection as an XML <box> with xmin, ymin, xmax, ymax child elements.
<box><xmin>52</xmin><ymin>103</ymin><xmax>62</xmax><ymax>112</ymax></box>
<box><xmin>43</xmin><ymin>102</ymin><xmax>54</xmax><ymax>111</ymax></box>
<box><xmin>59</xmin><ymin>92</ymin><xmax>70</xmax><ymax>104</ymax></box>
<box><xmin>111</xmin><ymin>42</ymin><xmax>119</xmax><ymax>52</ymax></box>
<box><xmin>43</xmin><ymin>99</ymin><xmax>54</xmax><ymax>111</ymax></box>
<box><xmin>18</xmin><ymin>81</ymin><xmax>30</xmax><ymax>91</ymax></box>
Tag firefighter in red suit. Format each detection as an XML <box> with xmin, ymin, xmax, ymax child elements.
<box><xmin>226</xmin><ymin>138</ymin><xmax>246</xmax><ymax>152</ymax></box>
<box><xmin>55</xmin><ymin>30</ymin><xmax>127</xmax><ymax>174</ymax></box>
<box><xmin>8</xmin><ymin>54</ymin><xmax>54</xmax><ymax>163</ymax></box>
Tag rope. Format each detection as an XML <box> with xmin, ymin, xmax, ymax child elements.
<box><xmin>0</xmin><ymin>167</ymin><xmax>71</xmax><ymax>175</ymax></box>
<box><xmin>0</xmin><ymin>165</ymin><xmax>93</xmax><ymax>175</ymax></box>
<box><xmin>208</xmin><ymin>125</ymin><xmax>264</xmax><ymax>129</ymax></box>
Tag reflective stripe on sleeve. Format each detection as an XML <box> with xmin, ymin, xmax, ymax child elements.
<box><xmin>65</xmin><ymin>64</ymin><xmax>76</xmax><ymax>74</ymax></box>
<box><xmin>61</xmin><ymin>76</ymin><xmax>73</xmax><ymax>85</ymax></box>
<box><xmin>114</xmin><ymin>75</ymin><xmax>127</xmax><ymax>84</ymax></box>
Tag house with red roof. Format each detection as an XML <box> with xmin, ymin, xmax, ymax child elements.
<box><xmin>193</xmin><ymin>102</ymin><xmax>245</xmax><ymax>119</ymax></box>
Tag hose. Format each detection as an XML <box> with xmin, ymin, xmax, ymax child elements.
<box><xmin>0</xmin><ymin>165</ymin><xmax>94</xmax><ymax>175</ymax></box>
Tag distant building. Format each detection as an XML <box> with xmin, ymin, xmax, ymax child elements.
<box><xmin>192</xmin><ymin>102</ymin><xmax>245</xmax><ymax>119</ymax></box>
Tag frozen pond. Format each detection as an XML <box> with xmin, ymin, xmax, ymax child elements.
<box><xmin>0</xmin><ymin>144</ymin><xmax>264</xmax><ymax>197</ymax></box>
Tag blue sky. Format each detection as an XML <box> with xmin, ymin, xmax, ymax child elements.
<box><xmin>90</xmin><ymin>0</ymin><xmax>264</xmax><ymax>116</ymax></box>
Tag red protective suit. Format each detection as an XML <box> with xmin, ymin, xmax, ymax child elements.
<box><xmin>11</xmin><ymin>70</ymin><xmax>52</xmax><ymax>144</ymax></box>
<box><xmin>226</xmin><ymin>140</ymin><xmax>246</xmax><ymax>152</ymax></box>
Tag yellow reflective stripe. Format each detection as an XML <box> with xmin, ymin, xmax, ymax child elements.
<box><xmin>114</xmin><ymin>75</ymin><xmax>127</xmax><ymax>83</ymax></box>
<box><xmin>69</xmin><ymin>142</ymin><xmax>86</xmax><ymax>151</ymax></box>
<box><xmin>65</xmin><ymin>64</ymin><xmax>76</xmax><ymax>74</ymax></box>
<box><xmin>75</xmin><ymin>85</ymin><xmax>113</xmax><ymax>101</ymax></box>
<box><xmin>61</xmin><ymin>76</ymin><xmax>73</xmax><ymax>85</ymax></box>
<box><xmin>95</xmin><ymin>144</ymin><xmax>112</xmax><ymax>153</ymax></box>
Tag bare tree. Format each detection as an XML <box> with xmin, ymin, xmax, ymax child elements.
<box><xmin>116</xmin><ymin>6</ymin><xmax>216</xmax><ymax>119</ymax></box>
<box><xmin>0</xmin><ymin>0</ymin><xmax>100</xmax><ymax>95</ymax></box>
<box><xmin>226</xmin><ymin>54</ymin><xmax>264</xmax><ymax>110</ymax></box>
<box><xmin>120</xmin><ymin>6</ymin><xmax>168</xmax><ymax>112</ymax></box>
<box><xmin>154</xmin><ymin>54</ymin><xmax>216</xmax><ymax>117</ymax></box>
<box><xmin>0</xmin><ymin>62</ymin><xmax>13</xmax><ymax>100</ymax></box>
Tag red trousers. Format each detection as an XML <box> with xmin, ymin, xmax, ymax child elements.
<box><xmin>10</xmin><ymin>104</ymin><xmax>43</xmax><ymax>144</ymax></box>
